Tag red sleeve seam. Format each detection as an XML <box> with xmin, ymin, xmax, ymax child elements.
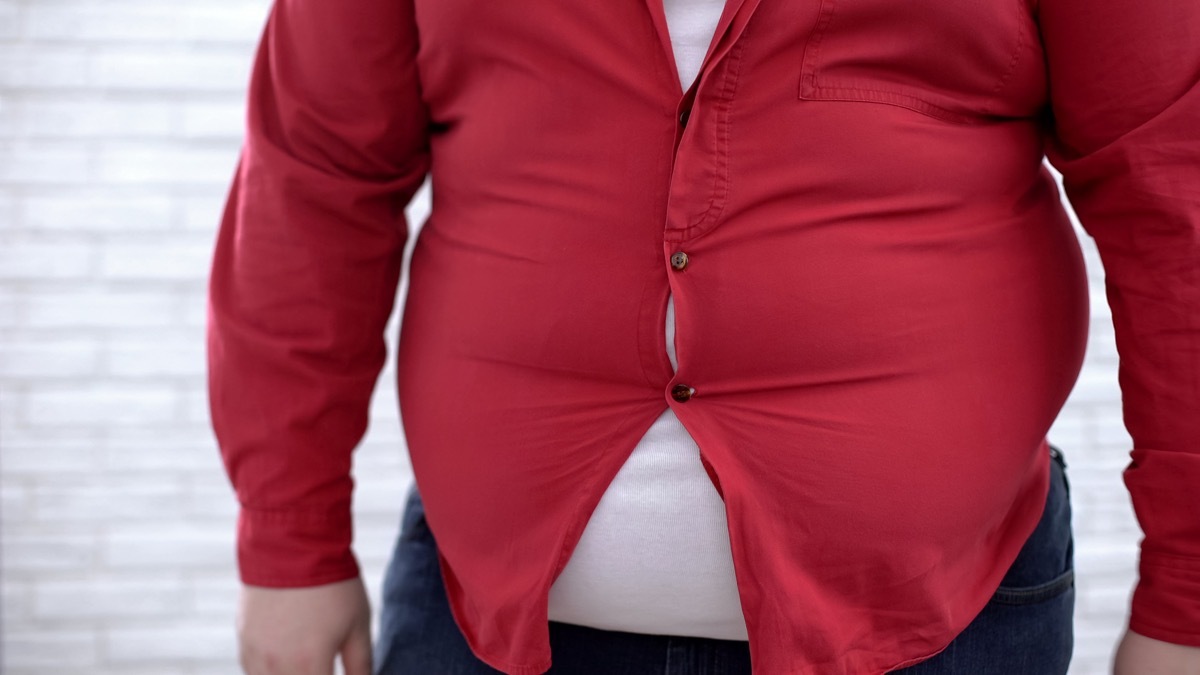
<box><xmin>240</xmin><ymin>566</ymin><xmax>361</xmax><ymax>589</ymax></box>
<box><xmin>240</xmin><ymin>505</ymin><xmax>351</xmax><ymax>524</ymax></box>
<box><xmin>1141</xmin><ymin>551</ymin><xmax>1200</xmax><ymax>575</ymax></box>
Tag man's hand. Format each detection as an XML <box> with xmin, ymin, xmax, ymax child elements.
<box><xmin>237</xmin><ymin>576</ymin><xmax>373</xmax><ymax>675</ymax></box>
<box><xmin>1114</xmin><ymin>628</ymin><xmax>1200</xmax><ymax>675</ymax></box>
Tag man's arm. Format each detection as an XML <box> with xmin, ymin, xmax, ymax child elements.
<box><xmin>1036</xmin><ymin>0</ymin><xmax>1200</xmax><ymax>663</ymax></box>
<box><xmin>207</xmin><ymin>0</ymin><xmax>430</xmax><ymax>594</ymax></box>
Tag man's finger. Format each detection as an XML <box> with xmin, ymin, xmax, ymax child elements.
<box><xmin>340</xmin><ymin>622</ymin><xmax>374</xmax><ymax>675</ymax></box>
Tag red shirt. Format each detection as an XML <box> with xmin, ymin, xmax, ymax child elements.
<box><xmin>206</xmin><ymin>0</ymin><xmax>1200</xmax><ymax>672</ymax></box>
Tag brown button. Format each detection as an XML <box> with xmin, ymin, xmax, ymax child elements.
<box><xmin>679</xmin><ymin>108</ymin><xmax>690</xmax><ymax>127</ymax></box>
<box><xmin>669</xmin><ymin>251</ymin><xmax>689</xmax><ymax>270</ymax></box>
<box><xmin>670</xmin><ymin>384</ymin><xmax>695</xmax><ymax>402</ymax></box>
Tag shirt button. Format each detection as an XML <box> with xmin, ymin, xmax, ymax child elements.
<box><xmin>669</xmin><ymin>251</ymin><xmax>689</xmax><ymax>270</ymax></box>
<box><xmin>671</xmin><ymin>384</ymin><xmax>695</xmax><ymax>402</ymax></box>
<box><xmin>679</xmin><ymin>108</ymin><xmax>690</xmax><ymax>127</ymax></box>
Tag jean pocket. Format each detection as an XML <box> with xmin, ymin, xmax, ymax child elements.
<box><xmin>990</xmin><ymin>567</ymin><xmax>1075</xmax><ymax>606</ymax></box>
<box><xmin>988</xmin><ymin>444</ymin><xmax>1075</xmax><ymax>606</ymax></box>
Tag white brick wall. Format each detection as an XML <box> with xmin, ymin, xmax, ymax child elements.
<box><xmin>0</xmin><ymin>1</ymin><xmax>1143</xmax><ymax>673</ymax></box>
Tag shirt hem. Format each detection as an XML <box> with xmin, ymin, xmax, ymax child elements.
<box><xmin>1128</xmin><ymin>618</ymin><xmax>1200</xmax><ymax>648</ymax></box>
<box><xmin>469</xmin><ymin>648</ymin><xmax>552</xmax><ymax>675</ymax></box>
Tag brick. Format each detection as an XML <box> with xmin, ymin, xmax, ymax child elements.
<box><xmin>104</xmin><ymin>330</ymin><xmax>206</xmax><ymax>377</ymax></box>
<box><xmin>21</xmin><ymin>288</ymin><xmax>179</xmax><ymax>328</ymax></box>
<box><xmin>350</xmin><ymin>467</ymin><xmax>411</xmax><ymax>515</ymax></box>
<box><xmin>5</xmin><ymin>667</ymin><xmax>190</xmax><ymax>675</ymax></box>
<box><xmin>25</xmin><ymin>382</ymin><xmax>178</xmax><ymax>426</ymax></box>
<box><xmin>91</xmin><ymin>47</ymin><xmax>253</xmax><ymax>93</ymax></box>
<box><xmin>353</xmin><ymin>519</ymin><xmax>403</xmax><ymax>572</ymax></box>
<box><xmin>369</xmin><ymin>384</ymin><xmax>403</xmax><ymax>419</ymax></box>
<box><xmin>14</xmin><ymin>96</ymin><xmax>175</xmax><ymax>139</ymax></box>
<box><xmin>22</xmin><ymin>190</ymin><xmax>174</xmax><ymax>232</ymax></box>
<box><xmin>4</xmin><ymin>533</ymin><xmax>99</xmax><ymax>572</ymax></box>
<box><xmin>1069</xmin><ymin>439</ymin><xmax>1131</xmax><ymax>469</ymax></box>
<box><xmin>1078</xmin><ymin>580</ymin><xmax>1134</xmax><ymax>618</ymax></box>
<box><xmin>1088</xmin><ymin>284</ymin><xmax>1112</xmax><ymax>319</ymax></box>
<box><xmin>354</xmin><ymin>437</ymin><xmax>411</xmax><ymax>473</ymax></box>
<box><xmin>1087</xmin><ymin>321</ymin><xmax>1119</xmax><ymax>361</ymax></box>
<box><xmin>1074</xmin><ymin>490</ymin><xmax>1133</xmax><ymax>522</ymax></box>
<box><xmin>105</xmin><ymin>623</ymin><xmax>237</xmax><ymax>663</ymax></box>
<box><xmin>0</xmin><ymin>45</ymin><xmax>92</xmax><ymax>89</ymax></box>
<box><xmin>181</xmin><ymin>387</ymin><xmax>212</xmax><ymax>426</ymax></box>
<box><xmin>0</xmin><ymin>336</ymin><xmax>101</xmax><ymax>377</ymax></box>
<box><xmin>189</xmin><ymin>576</ymin><xmax>239</xmax><ymax>616</ymax></box>
<box><xmin>1</xmin><ymin>478</ymin><xmax>31</xmax><ymax>524</ymax></box>
<box><xmin>1071</xmin><ymin>461</ymin><xmax>1131</xmax><ymax>489</ymax></box>
<box><xmin>32</xmin><ymin>578</ymin><xmax>189</xmax><ymax>619</ymax></box>
<box><xmin>99</xmin><ymin>235</ymin><xmax>214</xmax><ymax>281</ymax></box>
<box><xmin>1084</xmin><ymin>250</ymin><xmax>1106</xmax><ymax>275</ymax></box>
<box><xmin>1073</xmin><ymin>626</ymin><xmax>1123</xmax><ymax>668</ymax></box>
<box><xmin>0</xmin><ymin>431</ymin><xmax>106</xmax><ymax>474</ymax></box>
<box><xmin>0</xmin><ymin>97</ymin><xmax>16</xmax><ymax>140</ymax></box>
<box><xmin>1075</xmin><ymin>540</ymin><xmax>1138</xmax><ymax>577</ymax></box>
<box><xmin>0</xmin><ymin>234</ymin><xmax>95</xmax><ymax>280</ymax></box>
<box><xmin>1</xmin><ymin>579</ymin><xmax>31</xmax><ymax>627</ymax></box>
<box><xmin>102</xmin><ymin>427</ymin><xmax>223</xmax><ymax>472</ymax></box>
<box><xmin>1064</xmin><ymin>370</ymin><xmax>1120</xmax><ymax>405</ymax></box>
<box><xmin>186</xmin><ymin>481</ymin><xmax>238</xmax><ymax>519</ymax></box>
<box><xmin>0</xmin><ymin>288</ymin><xmax>20</xmax><ymax>326</ymax></box>
<box><xmin>1070</xmin><ymin>626</ymin><xmax>1119</xmax><ymax>675</ymax></box>
<box><xmin>0</xmin><ymin>382</ymin><xmax>21</xmax><ymax>429</ymax></box>
<box><xmin>94</xmin><ymin>142</ymin><xmax>238</xmax><ymax>185</ymax></box>
<box><xmin>1093</xmin><ymin>412</ymin><xmax>1132</xmax><ymax>448</ymax></box>
<box><xmin>32</xmin><ymin>477</ymin><xmax>188</xmax><ymax>522</ymax></box>
<box><xmin>180</xmin><ymin>4</ymin><xmax>269</xmax><ymax>44</ymax></box>
<box><xmin>23</xmin><ymin>5</ymin><xmax>182</xmax><ymax>43</ymax></box>
<box><xmin>104</xmin><ymin>523</ymin><xmax>234</xmax><ymax>569</ymax></box>
<box><xmin>0</xmin><ymin>1</ymin><xmax>19</xmax><ymax>40</ymax></box>
<box><xmin>178</xmin><ymin>289</ymin><xmax>209</xmax><ymax>327</ymax></box>
<box><xmin>0</xmin><ymin>187</ymin><xmax>16</xmax><ymax>228</ymax></box>
<box><xmin>0</xmin><ymin>141</ymin><xmax>91</xmax><ymax>185</ymax></box>
<box><xmin>1048</xmin><ymin>410</ymin><xmax>1088</xmax><ymax>452</ymax></box>
<box><xmin>360</xmin><ymin>429</ymin><xmax>407</xmax><ymax>457</ymax></box>
<box><xmin>173</xmin><ymin>668</ymin><xmax>228</xmax><ymax>675</ymax></box>
<box><xmin>180</xmin><ymin>193</ymin><xmax>229</xmax><ymax>232</ymax></box>
<box><xmin>1072</xmin><ymin>480</ymin><xmax>1128</xmax><ymax>506</ymax></box>
<box><xmin>180</xmin><ymin>100</ymin><xmax>246</xmax><ymax>140</ymax></box>
<box><xmin>2</xmin><ymin>630</ymin><xmax>100</xmax><ymax>668</ymax></box>
<box><xmin>1075</xmin><ymin>506</ymin><xmax>1139</xmax><ymax>538</ymax></box>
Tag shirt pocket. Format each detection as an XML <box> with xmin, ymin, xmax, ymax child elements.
<box><xmin>797</xmin><ymin>0</ymin><xmax>1046</xmax><ymax>125</ymax></box>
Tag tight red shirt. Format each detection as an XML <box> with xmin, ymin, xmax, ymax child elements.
<box><xmin>206</xmin><ymin>0</ymin><xmax>1200</xmax><ymax>672</ymax></box>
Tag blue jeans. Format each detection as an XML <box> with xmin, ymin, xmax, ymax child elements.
<box><xmin>373</xmin><ymin>445</ymin><xmax>1074</xmax><ymax>674</ymax></box>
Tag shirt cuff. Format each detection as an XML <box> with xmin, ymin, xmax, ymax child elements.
<box><xmin>235</xmin><ymin>504</ymin><xmax>360</xmax><ymax>587</ymax></box>
<box><xmin>1129</xmin><ymin>550</ymin><xmax>1200</xmax><ymax>646</ymax></box>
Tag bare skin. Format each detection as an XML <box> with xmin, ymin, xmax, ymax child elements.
<box><xmin>233</xmin><ymin>578</ymin><xmax>1200</xmax><ymax>674</ymax></box>
<box><xmin>1114</xmin><ymin>629</ymin><xmax>1200</xmax><ymax>675</ymax></box>
<box><xmin>238</xmin><ymin>577</ymin><xmax>373</xmax><ymax>675</ymax></box>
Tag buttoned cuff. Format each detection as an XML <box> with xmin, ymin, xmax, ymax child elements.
<box><xmin>235</xmin><ymin>504</ymin><xmax>360</xmax><ymax>588</ymax></box>
<box><xmin>1129</xmin><ymin>550</ymin><xmax>1200</xmax><ymax>646</ymax></box>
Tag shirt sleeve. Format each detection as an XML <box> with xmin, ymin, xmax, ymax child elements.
<box><xmin>205</xmin><ymin>0</ymin><xmax>431</xmax><ymax>587</ymax></box>
<box><xmin>1037</xmin><ymin>0</ymin><xmax>1200</xmax><ymax>646</ymax></box>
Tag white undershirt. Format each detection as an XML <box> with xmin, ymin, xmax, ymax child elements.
<box><xmin>545</xmin><ymin>0</ymin><xmax>749</xmax><ymax>641</ymax></box>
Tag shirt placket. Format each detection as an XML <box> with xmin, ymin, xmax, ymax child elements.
<box><xmin>657</xmin><ymin>0</ymin><xmax>759</xmax><ymax>408</ymax></box>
